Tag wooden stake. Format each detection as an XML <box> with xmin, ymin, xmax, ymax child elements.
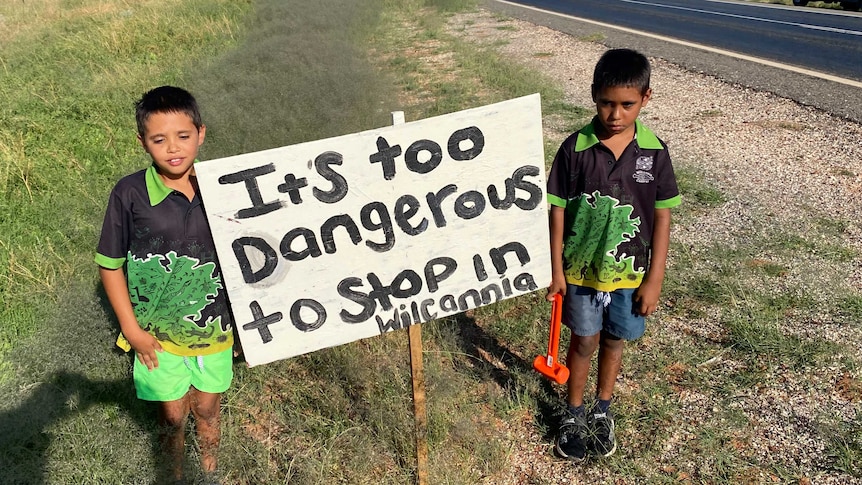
<box><xmin>408</xmin><ymin>324</ymin><xmax>429</xmax><ymax>485</ymax></box>
<box><xmin>391</xmin><ymin>110</ymin><xmax>429</xmax><ymax>485</ymax></box>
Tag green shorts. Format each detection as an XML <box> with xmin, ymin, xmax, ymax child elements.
<box><xmin>133</xmin><ymin>348</ymin><xmax>234</xmax><ymax>402</ymax></box>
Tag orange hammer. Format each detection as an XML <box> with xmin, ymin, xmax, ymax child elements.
<box><xmin>533</xmin><ymin>293</ymin><xmax>570</xmax><ymax>384</ymax></box>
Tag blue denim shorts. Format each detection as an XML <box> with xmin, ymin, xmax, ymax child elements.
<box><xmin>562</xmin><ymin>285</ymin><xmax>645</xmax><ymax>340</ymax></box>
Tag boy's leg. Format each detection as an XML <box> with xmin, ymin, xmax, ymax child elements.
<box><xmin>556</xmin><ymin>285</ymin><xmax>604</xmax><ymax>461</ymax></box>
<box><xmin>186</xmin><ymin>348</ymin><xmax>233</xmax><ymax>480</ymax></box>
<box><xmin>562</xmin><ymin>285</ymin><xmax>605</xmax><ymax>407</ymax></box>
<box><xmin>588</xmin><ymin>288</ymin><xmax>643</xmax><ymax>458</ymax></box>
<box><xmin>135</xmin><ymin>351</ymin><xmax>195</xmax><ymax>481</ymax></box>
<box><xmin>588</xmin><ymin>331</ymin><xmax>622</xmax><ymax>458</ymax></box>
<box><xmin>566</xmin><ymin>333</ymin><xmax>600</xmax><ymax>407</ymax></box>
<box><xmin>190</xmin><ymin>389</ymin><xmax>221</xmax><ymax>473</ymax></box>
<box><xmin>557</xmin><ymin>333</ymin><xmax>599</xmax><ymax>462</ymax></box>
<box><xmin>595</xmin><ymin>331</ymin><xmax>624</xmax><ymax>401</ymax></box>
<box><xmin>596</xmin><ymin>287</ymin><xmax>644</xmax><ymax>403</ymax></box>
<box><xmin>158</xmin><ymin>396</ymin><xmax>191</xmax><ymax>482</ymax></box>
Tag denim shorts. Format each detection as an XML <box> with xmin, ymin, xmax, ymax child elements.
<box><xmin>562</xmin><ymin>284</ymin><xmax>645</xmax><ymax>340</ymax></box>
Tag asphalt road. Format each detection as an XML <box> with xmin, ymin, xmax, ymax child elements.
<box><xmin>486</xmin><ymin>0</ymin><xmax>862</xmax><ymax>123</ymax></box>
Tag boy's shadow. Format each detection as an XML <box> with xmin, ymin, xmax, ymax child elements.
<box><xmin>0</xmin><ymin>368</ymin><xmax>166</xmax><ymax>485</ymax></box>
<box><xmin>438</xmin><ymin>309</ymin><xmax>566</xmax><ymax>443</ymax></box>
<box><xmin>0</xmin><ymin>282</ymin><xmax>186</xmax><ymax>485</ymax></box>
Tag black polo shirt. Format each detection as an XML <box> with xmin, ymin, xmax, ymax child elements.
<box><xmin>96</xmin><ymin>164</ymin><xmax>233</xmax><ymax>356</ymax></box>
<box><xmin>547</xmin><ymin>118</ymin><xmax>681</xmax><ymax>291</ymax></box>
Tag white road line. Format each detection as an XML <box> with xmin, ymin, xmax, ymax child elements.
<box><xmin>619</xmin><ymin>0</ymin><xmax>862</xmax><ymax>36</ymax></box>
<box><xmin>493</xmin><ymin>0</ymin><xmax>862</xmax><ymax>89</ymax></box>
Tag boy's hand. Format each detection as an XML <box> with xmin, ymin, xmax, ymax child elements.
<box><xmin>232</xmin><ymin>335</ymin><xmax>244</xmax><ymax>359</ymax></box>
<box><xmin>634</xmin><ymin>280</ymin><xmax>662</xmax><ymax>316</ymax></box>
<box><xmin>547</xmin><ymin>205</ymin><xmax>567</xmax><ymax>302</ymax></box>
<box><xmin>125</xmin><ymin>327</ymin><xmax>163</xmax><ymax>370</ymax></box>
<box><xmin>546</xmin><ymin>273</ymin><xmax>567</xmax><ymax>301</ymax></box>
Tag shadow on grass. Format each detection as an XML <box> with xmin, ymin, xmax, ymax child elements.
<box><xmin>0</xmin><ymin>280</ymin><xmax>187</xmax><ymax>484</ymax></box>
<box><xmin>0</xmin><ymin>368</ymin><xmax>167</xmax><ymax>485</ymax></box>
<box><xmin>444</xmin><ymin>312</ymin><xmax>565</xmax><ymax>443</ymax></box>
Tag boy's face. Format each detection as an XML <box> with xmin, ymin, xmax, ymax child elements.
<box><xmin>138</xmin><ymin>111</ymin><xmax>206</xmax><ymax>180</ymax></box>
<box><xmin>592</xmin><ymin>85</ymin><xmax>652</xmax><ymax>139</ymax></box>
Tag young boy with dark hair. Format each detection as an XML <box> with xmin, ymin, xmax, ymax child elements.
<box><xmin>546</xmin><ymin>49</ymin><xmax>681</xmax><ymax>462</ymax></box>
<box><xmin>96</xmin><ymin>86</ymin><xmax>234</xmax><ymax>484</ymax></box>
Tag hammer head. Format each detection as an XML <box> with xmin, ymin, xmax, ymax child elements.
<box><xmin>532</xmin><ymin>355</ymin><xmax>569</xmax><ymax>385</ymax></box>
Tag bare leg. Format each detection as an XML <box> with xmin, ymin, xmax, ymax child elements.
<box><xmin>158</xmin><ymin>395</ymin><xmax>191</xmax><ymax>481</ymax></box>
<box><xmin>565</xmin><ymin>333</ymin><xmax>600</xmax><ymax>408</ymax></box>
<box><xmin>595</xmin><ymin>331</ymin><xmax>624</xmax><ymax>402</ymax></box>
<box><xmin>190</xmin><ymin>389</ymin><xmax>221</xmax><ymax>473</ymax></box>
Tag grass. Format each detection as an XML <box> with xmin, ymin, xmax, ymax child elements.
<box><xmin>823</xmin><ymin>412</ymin><xmax>862</xmax><ymax>476</ymax></box>
<box><xmin>673</xmin><ymin>166</ymin><xmax>726</xmax><ymax>210</ymax></box>
<box><xmin>0</xmin><ymin>0</ymin><xmax>250</xmax><ymax>360</ymax></box>
<box><xmin>1</xmin><ymin>0</ymin><xmax>861</xmax><ymax>483</ymax></box>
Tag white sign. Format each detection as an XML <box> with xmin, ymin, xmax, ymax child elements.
<box><xmin>196</xmin><ymin>94</ymin><xmax>550</xmax><ymax>366</ymax></box>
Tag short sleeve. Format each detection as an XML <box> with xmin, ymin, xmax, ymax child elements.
<box><xmin>95</xmin><ymin>187</ymin><xmax>131</xmax><ymax>269</ymax></box>
<box><xmin>546</xmin><ymin>138</ymin><xmax>573</xmax><ymax>208</ymax></box>
<box><xmin>653</xmin><ymin>144</ymin><xmax>681</xmax><ymax>209</ymax></box>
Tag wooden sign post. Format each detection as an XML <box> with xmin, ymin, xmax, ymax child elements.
<box><xmin>409</xmin><ymin>322</ymin><xmax>429</xmax><ymax>485</ymax></box>
<box><xmin>390</xmin><ymin>110</ymin><xmax>429</xmax><ymax>485</ymax></box>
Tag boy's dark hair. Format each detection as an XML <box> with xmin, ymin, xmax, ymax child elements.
<box><xmin>135</xmin><ymin>86</ymin><xmax>202</xmax><ymax>137</ymax></box>
<box><xmin>591</xmin><ymin>48</ymin><xmax>651</xmax><ymax>96</ymax></box>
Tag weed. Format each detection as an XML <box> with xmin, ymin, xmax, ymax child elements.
<box><xmin>832</xmin><ymin>167</ymin><xmax>856</xmax><ymax>177</ymax></box>
<box><xmin>837</xmin><ymin>294</ymin><xmax>862</xmax><ymax>324</ymax></box>
<box><xmin>723</xmin><ymin>308</ymin><xmax>836</xmax><ymax>369</ymax></box>
<box><xmin>674</xmin><ymin>166</ymin><xmax>726</xmax><ymax>209</ymax></box>
<box><xmin>747</xmin><ymin>120</ymin><xmax>807</xmax><ymax>131</ymax></box>
<box><xmin>579</xmin><ymin>33</ymin><xmax>606</xmax><ymax>42</ymax></box>
<box><xmin>821</xmin><ymin>412</ymin><xmax>862</xmax><ymax>477</ymax></box>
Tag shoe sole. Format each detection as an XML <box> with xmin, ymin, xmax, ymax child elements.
<box><xmin>591</xmin><ymin>440</ymin><xmax>617</xmax><ymax>458</ymax></box>
<box><xmin>554</xmin><ymin>442</ymin><xmax>587</xmax><ymax>463</ymax></box>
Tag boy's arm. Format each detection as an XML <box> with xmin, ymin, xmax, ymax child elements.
<box><xmin>546</xmin><ymin>205</ymin><xmax>567</xmax><ymax>301</ymax></box>
<box><xmin>99</xmin><ymin>267</ymin><xmax>163</xmax><ymax>369</ymax></box>
<box><xmin>634</xmin><ymin>207</ymin><xmax>671</xmax><ymax>316</ymax></box>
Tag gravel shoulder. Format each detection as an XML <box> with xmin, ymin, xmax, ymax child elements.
<box><xmin>443</xmin><ymin>7</ymin><xmax>862</xmax><ymax>484</ymax></box>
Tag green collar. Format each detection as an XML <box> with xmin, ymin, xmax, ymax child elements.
<box><xmin>574</xmin><ymin>118</ymin><xmax>663</xmax><ymax>152</ymax></box>
<box><xmin>145</xmin><ymin>161</ymin><xmax>201</xmax><ymax>206</ymax></box>
<box><xmin>145</xmin><ymin>164</ymin><xmax>173</xmax><ymax>206</ymax></box>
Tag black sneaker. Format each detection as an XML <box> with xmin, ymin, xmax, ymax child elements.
<box><xmin>588</xmin><ymin>408</ymin><xmax>617</xmax><ymax>457</ymax></box>
<box><xmin>555</xmin><ymin>410</ymin><xmax>589</xmax><ymax>462</ymax></box>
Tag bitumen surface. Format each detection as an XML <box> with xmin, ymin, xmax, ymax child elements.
<box><xmin>487</xmin><ymin>0</ymin><xmax>862</xmax><ymax>123</ymax></box>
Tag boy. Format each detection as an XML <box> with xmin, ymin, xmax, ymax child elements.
<box><xmin>96</xmin><ymin>86</ymin><xmax>234</xmax><ymax>484</ymax></box>
<box><xmin>546</xmin><ymin>49</ymin><xmax>680</xmax><ymax>462</ymax></box>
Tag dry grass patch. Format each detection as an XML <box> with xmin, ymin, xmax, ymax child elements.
<box><xmin>745</xmin><ymin>119</ymin><xmax>808</xmax><ymax>131</ymax></box>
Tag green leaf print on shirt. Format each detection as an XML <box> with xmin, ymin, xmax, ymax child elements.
<box><xmin>128</xmin><ymin>251</ymin><xmax>222</xmax><ymax>346</ymax></box>
<box><xmin>563</xmin><ymin>191</ymin><xmax>643</xmax><ymax>286</ymax></box>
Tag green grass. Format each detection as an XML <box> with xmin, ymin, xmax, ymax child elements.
<box><xmin>2</xmin><ymin>0</ymin><xmax>862</xmax><ymax>483</ymax></box>
<box><xmin>0</xmin><ymin>0</ymin><xmax>250</xmax><ymax>358</ymax></box>
<box><xmin>822</xmin><ymin>412</ymin><xmax>862</xmax><ymax>476</ymax></box>
<box><xmin>674</xmin><ymin>166</ymin><xmax>726</xmax><ymax>211</ymax></box>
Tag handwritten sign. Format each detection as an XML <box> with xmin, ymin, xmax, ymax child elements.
<box><xmin>195</xmin><ymin>94</ymin><xmax>550</xmax><ymax>366</ymax></box>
